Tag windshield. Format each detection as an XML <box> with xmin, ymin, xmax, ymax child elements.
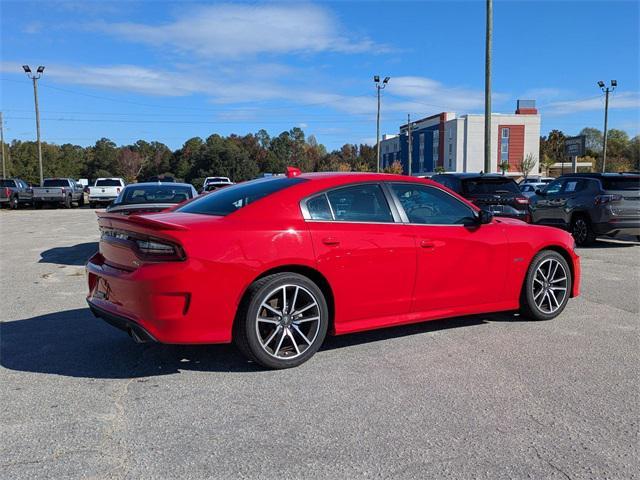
<box><xmin>115</xmin><ymin>185</ymin><xmax>193</xmax><ymax>205</ymax></box>
<box><xmin>43</xmin><ymin>179</ymin><xmax>70</xmax><ymax>187</ymax></box>
<box><xmin>601</xmin><ymin>177</ymin><xmax>640</xmax><ymax>191</ymax></box>
<box><xmin>462</xmin><ymin>178</ymin><xmax>520</xmax><ymax>195</ymax></box>
<box><xmin>0</xmin><ymin>180</ymin><xmax>16</xmax><ymax>187</ymax></box>
<box><xmin>178</xmin><ymin>177</ymin><xmax>306</xmax><ymax>216</ymax></box>
<box><xmin>95</xmin><ymin>179</ymin><xmax>122</xmax><ymax>187</ymax></box>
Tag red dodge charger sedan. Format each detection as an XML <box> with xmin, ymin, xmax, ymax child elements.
<box><xmin>87</xmin><ymin>171</ymin><xmax>580</xmax><ymax>369</ymax></box>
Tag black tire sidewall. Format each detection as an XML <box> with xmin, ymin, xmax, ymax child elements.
<box><xmin>571</xmin><ymin>215</ymin><xmax>594</xmax><ymax>246</ymax></box>
<box><xmin>241</xmin><ymin>273</ymin><xmax>328</xmax><ymax>369</ymax></box>
<box><xmin>522</xmin><ymin>251</ymin><xmax>572</xmax><ymax>321</ymax></box>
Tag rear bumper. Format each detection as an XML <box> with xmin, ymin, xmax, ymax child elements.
<box><xmin>87</xmin><ymin>300</ymin><xmax>157</xmax><ymax>343</ymax></box>
<box><xmin>89</xmin><ymin>197</ymin><xmax>117</xmax><ymax>203</ymax></box>
<box><xmin>593</xmin><ymin>220</ymin><xmax>640</xmax><ymax>237</ymax></box>
<box><xmin>85</xmin><ymin>252</ymin><xmax>236</xmax><ymax>344</ymax></box>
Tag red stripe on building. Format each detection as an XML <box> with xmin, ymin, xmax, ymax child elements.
<box><xmin>497</xmin><ymin>124</ymin><xmax>525</xmax><ymax>172</ymax></box>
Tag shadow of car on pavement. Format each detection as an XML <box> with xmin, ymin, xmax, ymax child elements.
<box><xmin>1</xmin><ymin>308</ymin><xmax>514</xmax><ymax>379</ymax></box>
<box><xmin>39</xmin><ymin>242</ymin><xmax>99</xmax><ymax>266</ymax></box>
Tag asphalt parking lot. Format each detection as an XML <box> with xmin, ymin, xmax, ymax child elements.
<box><xmin>1</xmin><ymin>208</ymin><xmax>638</xmax><ymax>479</ymax></box>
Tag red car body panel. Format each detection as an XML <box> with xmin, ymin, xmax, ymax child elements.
<box><xmin>86</xmin><ymin>173</ymin><xmax>580</xmax><ymax>344</ymax></box>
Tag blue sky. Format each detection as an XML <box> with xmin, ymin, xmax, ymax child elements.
<box><xmin>1</xmin><ymin>0</ymin><xmax>638</xmax><ymax>150</ymax></box>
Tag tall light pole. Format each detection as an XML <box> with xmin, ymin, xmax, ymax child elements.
<box><xmin>1</xmin><ymin>112</ymin><xmax>6</xmax><ymax>179</ymax></box>
<box><xmin>23</xmin><ymin>65</ymin><xmax>45</xmax><ymax>185</ymax></box>
<box><xmin>598</xmin><ymin>80</ymin><xmax>617</xmax><ymax>173</ymax></box>
<box><xmin>374</xmin><ymin>75</ymin><xmax>390</xmax><ymax>173</ymax></box>
<box><xmin>484</xmin><ymin>0</ymin><xmax>493</xmax><ymax>173</ymax></box>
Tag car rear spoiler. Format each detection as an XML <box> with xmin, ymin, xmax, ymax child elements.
<box><xmin>96</xmin><ymin>211</ymin><xmax>189</xmax><ymax>231</ymax></box>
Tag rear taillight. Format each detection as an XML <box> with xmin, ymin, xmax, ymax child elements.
<box><xmin>135</xmin><ymin>236</ymin><xmax>185</xmax><ymax>261</ymax></box>
<box><xmin>594</xmin><ymin>194</ymin><xmax>622</xmax><ymax>206</ymax></box>
<box><xmin>61</xmin><ymin>187</ymin><xmax>66</xmax><ymax>193</ymax></box>
<box><xmin>515</xmin><ymin>196</ymin><xmax>529</xmax><ymax>205</ymax></box>
<box><xmin>4</xmin><ymin>187</ymin><xmax>10</xmax><ymax>197</ymax></box>
<box><xmin>101</xmin><ymin>228</ymin><xmax>185</xmax><ymax>262</ymax></box>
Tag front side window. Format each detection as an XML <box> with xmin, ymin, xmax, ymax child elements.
<box><xmin>324</xmin><ymin>184</ymin><xmax>393</xmax><ymax>223</ymax></box>
<box><xmin>544</xmin><ymin>179</ymin><xmax>564</xmax><ymax>195</ymax></box>
<box><xmin>390</xmin><ymin>183</ymin><xmax>476</xmax><ymax>225</ymax></box>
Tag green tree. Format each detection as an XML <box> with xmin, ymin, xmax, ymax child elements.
<box><xmin>520</xmin><ymin>153</ymin><xmax>537</xmax><ymax>179</ymax></box>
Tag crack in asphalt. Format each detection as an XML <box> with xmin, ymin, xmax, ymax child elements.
<box><xmin>532</xmin><ymin>445</ymin><xmax>573</xmax><ymax>480</ymax></box>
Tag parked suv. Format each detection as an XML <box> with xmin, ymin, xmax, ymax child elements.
<box><xmin>431</xmin><ymin>173</ymin><xmax>530</xmax><ymax>222</ymax></box>
<box><xmin>530</xmin><ymin>173</ymin><xmax>640</xmax><ymax>245</ymax></box>
<box><xmin>0</xmin><ymin>178</ymin><xmax>33</xmax><ymax>209</ymax></box>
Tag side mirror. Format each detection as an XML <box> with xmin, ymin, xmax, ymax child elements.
<box><xmin>478</xmin><ymin>209</ymin><xmax>493</xmax><ymax>224</ymax></box>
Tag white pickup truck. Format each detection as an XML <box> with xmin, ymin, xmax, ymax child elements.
<box><xmin>88</xmin><ymin>178</ymin><xmax>126</xmax><ymax>208</ymax></box>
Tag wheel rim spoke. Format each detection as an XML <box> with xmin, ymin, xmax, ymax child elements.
<box><xmin>292</xmin><ymin>324</ymin><xmax>312</xmax><ymax>345</ymax></box>
<box><xmin>273</xmin><ymin>329</ymin><xmax>286</xmax><ymax>356</ymax></box>
<box><xmin>257</xmin><ymin>317</ymin><xmax>279</xmax><ymax>325</ymax></box>
<box><xmin>291</xmin><ymin>286</ymin><xmax>299</xmax><ymax>313</ymax></box>
<box><xmin>292</xmin><ymin>302</ymin><xmax>316</xmax><ymax>317</ymax></box>
<box><xmin>261</xmin><ymin>303</ymin><xmax>282</xmax><ymax>318</ymax></box>
<box><xmin>262</xmin><ymin>325</ymin><xmax>281</xmax><ymax>347</ymax></box>
<box><xmin>293</xmin><ymin>316</ymin><xmax>320</xmax><ymax>324</ymax></box>
<box><xmin>287</xmin><ymin>328</ymin><xmax>300</xmax><ymax>355</ymax></box>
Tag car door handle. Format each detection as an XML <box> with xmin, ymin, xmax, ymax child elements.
<box><xmin>420</xmin><ymin>240</ymin><xmax>435</xmax><ymax>249</ymax></box>
<box><xmin>322</xmin><ymin>237</ymin><xmax>340</xmax><ymax>246</ymax></box>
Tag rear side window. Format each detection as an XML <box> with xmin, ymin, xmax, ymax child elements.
<box><xmin>43</xmin><ymin>179</ymin><xmax>70</xmax><ymax>187</ymax></box>
<box><xmin>462</xmin><ymin>178</ymin><xmax>520</xmax><ymax>195</ymax></box>
<box><xmin>306</xmin><ymin>195</ymin><xmax>333</xmax><ymax>220</ymax></box>
<box><xmin>325</xmin><ymin>184</ymin><xmax>393</xmax><ymax>223</ymax></box>
<box><xmin>178</xmin><ymin>177</ymin><xmax>306</xmax><ymax>216</ymax></box>
<box><xmin>0</xmin><ymin>180</ymin><xmax>16</xmax><ymax>187</ymax></box>
<box><xmin>601</xmin><ymin>177</ymin><xmax>640</xmax><ymax>191</ymax></box>
<box><xmin>95</xmin><ymin>179</ymin><xmax>122</xmax><ymax>187</ymax></box>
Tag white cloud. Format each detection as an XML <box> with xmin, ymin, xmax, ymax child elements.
<box><xmin>543</xmin><ymin>92</ymin><xmax>640</xmax><ymax>116</ymax></box>
<box><xmin>94</xmin><ymin>3</ymin><xmax>382</xmax><ymax>59</ymax></box>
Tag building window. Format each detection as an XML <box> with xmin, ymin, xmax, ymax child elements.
<box><xmin>500</xmin><ymin>128</ymin><xmax>510</xmax><ymax>163</ymax></box>
<box><xmin>432</xmin><ymin>130</ymin><xmax>439</xmax><ymax>165</ymax></box>
<box><xmin>448</xmin><ymin>143</ymin><xmax>452</xmax><ymax>154</ymax></box>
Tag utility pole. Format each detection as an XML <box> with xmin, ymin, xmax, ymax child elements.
<box><xmin>0</xmin><ymin>112</ymin><xmax>6</xmax><ymax>179</ymax></box>
<box><xmin>22</xmin><ymin>65</ymin><xmax>45</xmax><ymax>185</ymax></box>
<box><xmin>598</xmin><ymin>80</ymin><xmax>617</xmax><ymax>172</ymax></box>
<box><xmin>374</xmin><ymin>76</ymin><xmax>390</xmax><ymax>173</ymax></box>
<box><xmin>407</xmin><ymin>114</ymin><xmax>412</xmax><ymax>176</ymax></box>
<box><xmin>484</xmin><ymin>0</ymin><xmax>492</xmax><ymax>174</ymax></box>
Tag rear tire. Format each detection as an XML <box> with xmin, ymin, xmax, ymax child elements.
<box><xmin>78</xmin><ymin>195</ymin><xmax>85</xmax><ymax>207</ymax></box>
<box><xmin>34</xmin><ymin>201</ymin><xmax>43</xmax><ymax>209</ymax></box>
<box><xmin>571</xmin><ymin>214</ymin><xmax>596</xmax><ymax>246</ymax></box>
<box><xmin>64</xmin><ymin>195</ymin><xmax>72</xmax><ymax>209</ymax></box>
<box><xmin>10</xmin><ymin>195</ymin><xmax>19</xmax><ymax>209</ymax></box>
<box><xmin>234</xmin><ymin>273</ymin><xmax>328</xmax><ymax>369</ymax></box>
<box><xmin>520</xmin><ymin>250</ymin><xmax>572</xmax><ymax>321</ymax></box>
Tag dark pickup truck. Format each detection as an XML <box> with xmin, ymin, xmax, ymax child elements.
<box><xmin>0</xmin><ymin>178</ymin><xmax>33</xmax><ymax>209</ymax></box>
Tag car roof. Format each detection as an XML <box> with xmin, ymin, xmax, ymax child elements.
<box><xmin>123</xmin><ymin>182</ymin><xmax>194</xmax><ymax>188</ymax></box>
<box><xmin>431</xmin><ymin>172</ymin><xmax>515</xmax><ymax>180</ymax></box>
<box><xmin>558</xmin><ymin>172</ymin><xmax>639</xmax><ymax>178</ymax></box>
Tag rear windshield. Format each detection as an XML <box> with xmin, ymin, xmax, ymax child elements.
<box><xmin>95</xmin><ymin>179</ymin><xmax>122</xmax><ymax>187</ymax></box>
<box><xmin>178</xmin><ymin>177</ymin><xmax>306</xmax><ymax>216</ymax></box>
<box><xmin>601</xmin><ymin>177</ymin><xmax>640</xmax><ymax>191</ymax></box>
<box><xmin>204</xmin><ymin>183</ymin><xmax>232</xmax><ymax>192</ymax></box>
<box><xmin>115</xmin><ymin>185</ymin><xmax>193</xmax><ymax>205</ymax></box>
<box><xmin>462</xmin><ymin>178</ymin><xmax>520</xmax><ymax>195</ymax></box>
<box><xmin>0</xmin><ymin>180</ymin><xmax>16</xmax><ymax>187</ymax></box>
<box><xmin>43</xmin><ymin>179</ymin><xmax>70</xmax><ymax>187</ymax></box>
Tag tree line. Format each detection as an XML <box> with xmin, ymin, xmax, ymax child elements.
<box><xmin>2</xmin><ymin>127</ymin><xmax>383</xmax><ymax>186</ymax></box>
<box><xmin>2</xmin><ymin>125</ymin><xmax>638</xmax><ymax>186</ymax></box>
<box><xmin>540</xmin><ymin>127</ymin><xmax>639</xmax><ymax>174</ymax></box>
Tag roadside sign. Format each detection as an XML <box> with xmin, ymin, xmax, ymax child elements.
<box><xmin>565</xmin><ymin>136</ymin><xmax>586</xmax><ymax>157</ymax></box>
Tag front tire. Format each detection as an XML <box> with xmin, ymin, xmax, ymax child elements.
<box><xmin>234</xmin><ymin>273</ymin><xmax>329</xmax><ymax>369</ymax></box>
<box><xmin>520</xmin><ymin>250</ymin><xmax>572</xmax><ymax>321</ymax></box>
